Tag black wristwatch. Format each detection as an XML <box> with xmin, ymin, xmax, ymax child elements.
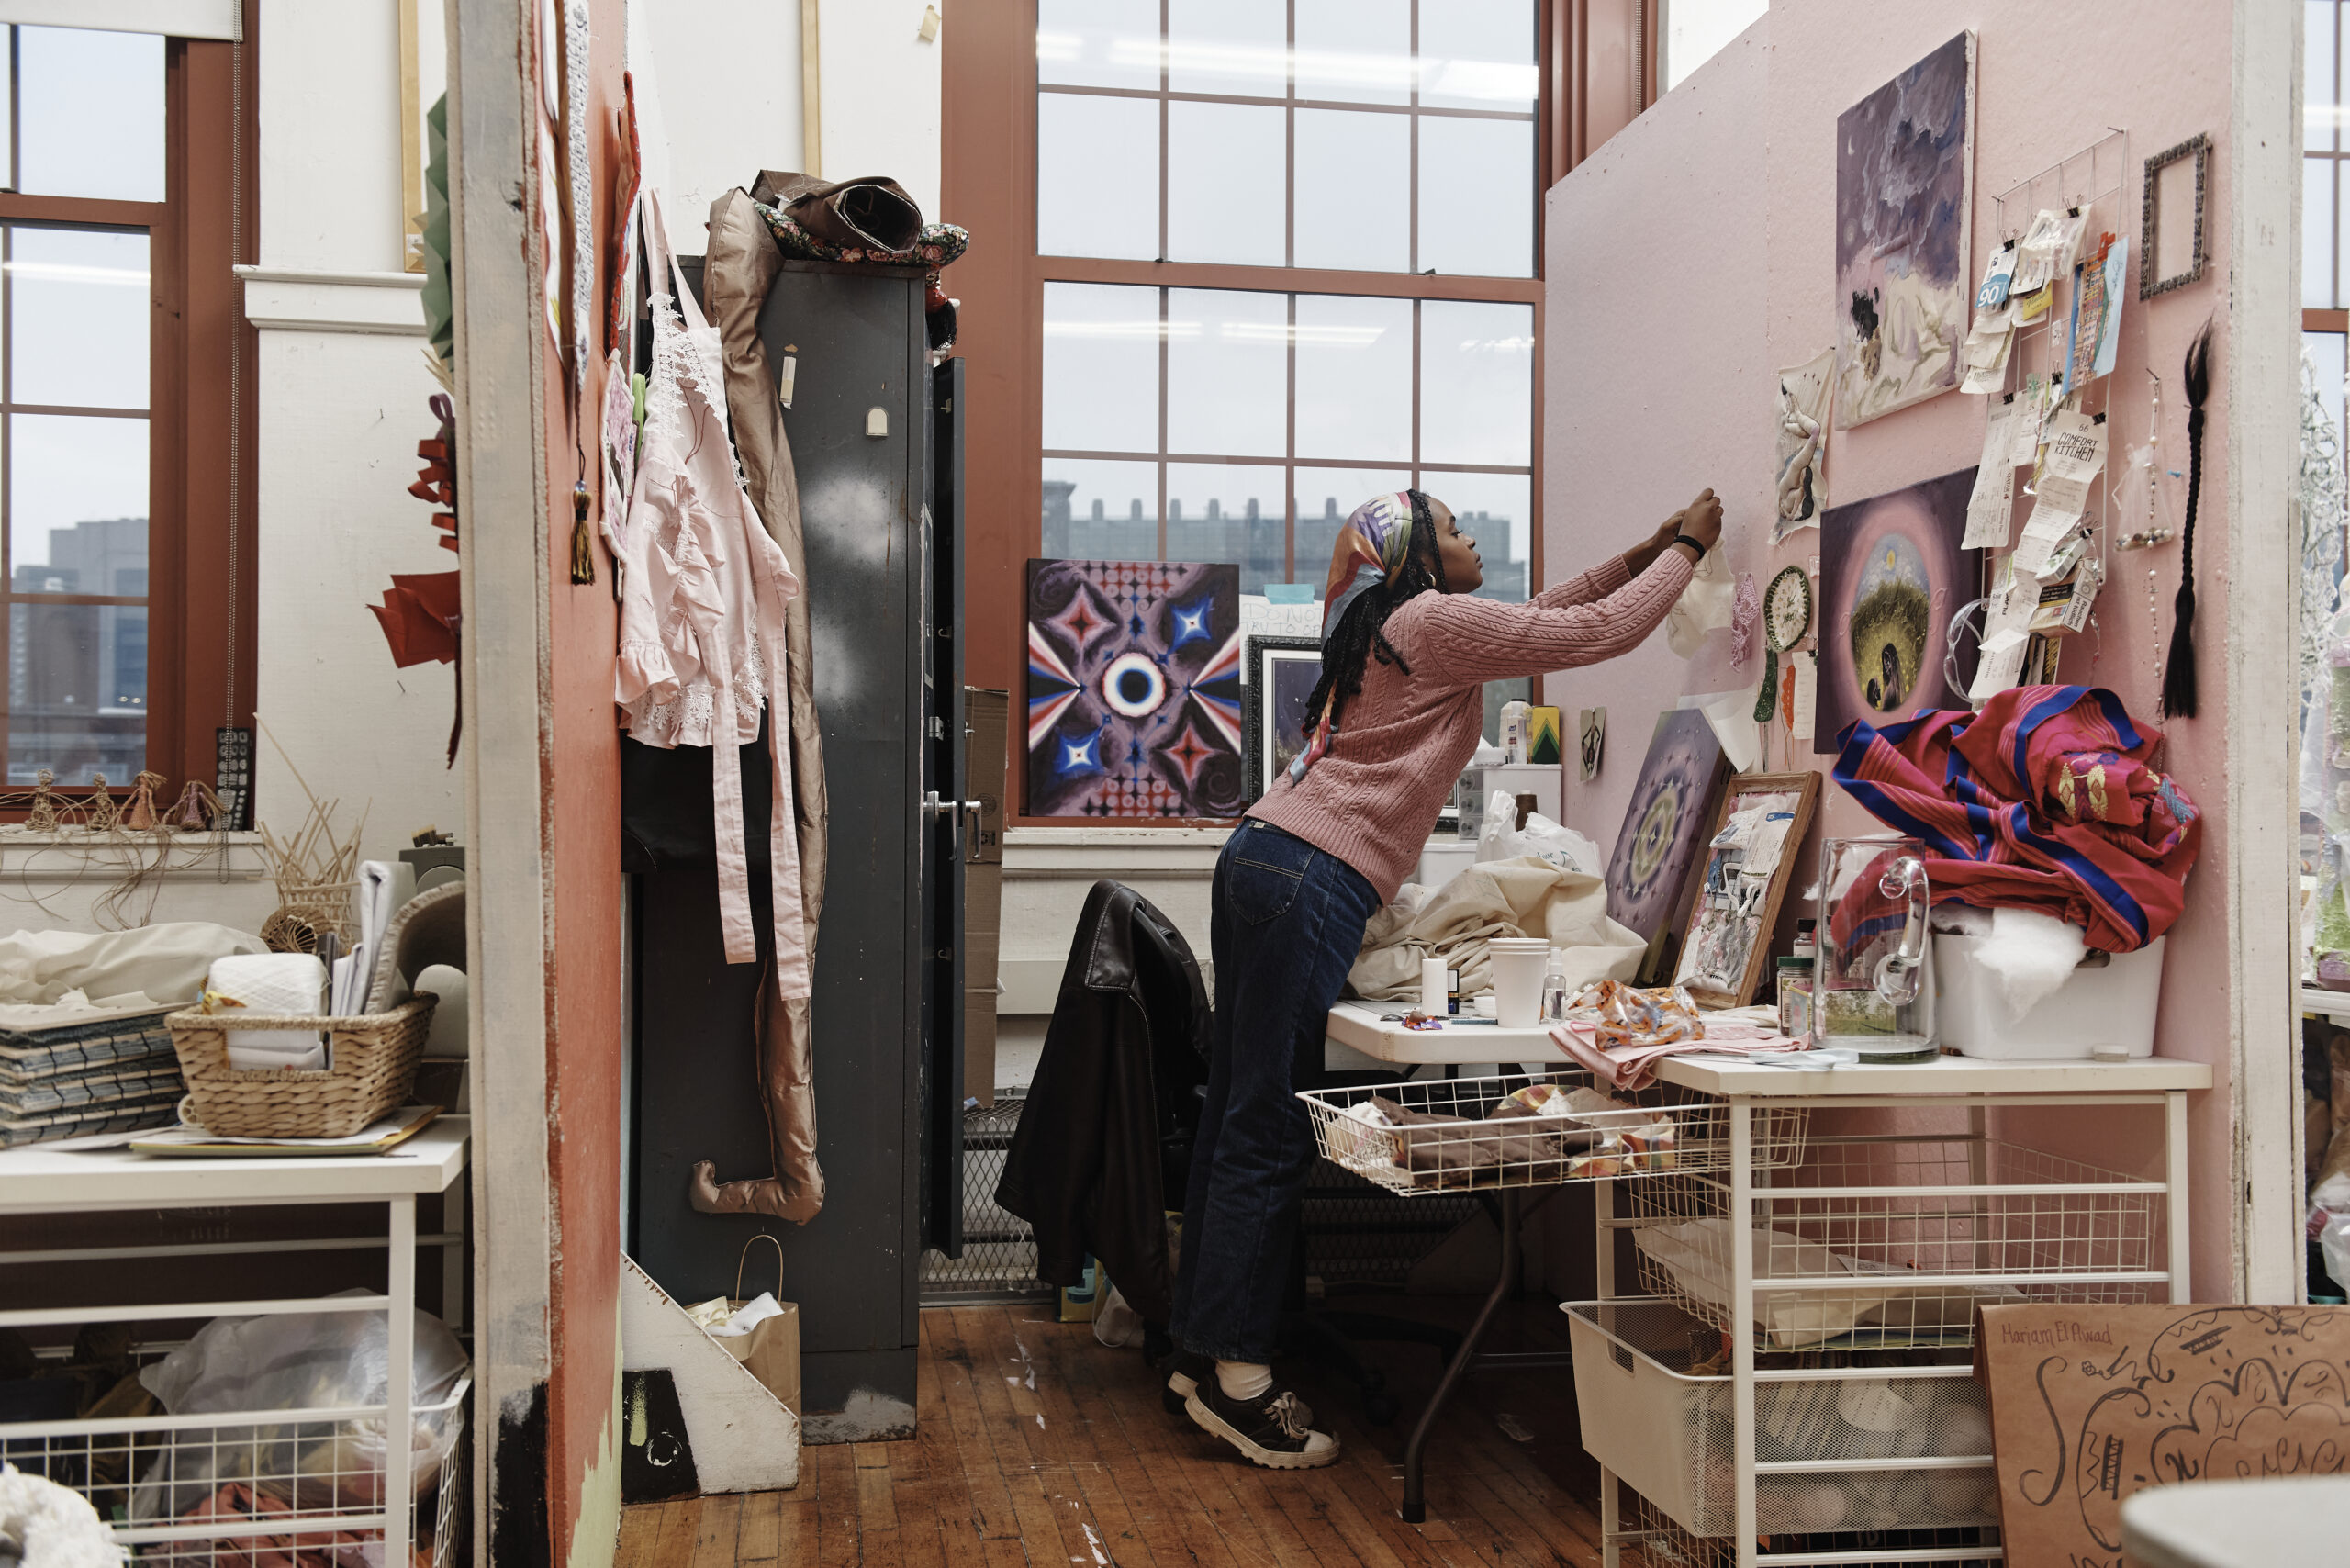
<box><xmin>1671</xmin><ymin>532</ymin><xmax>1707</xmax><ymax>559</ymax></box>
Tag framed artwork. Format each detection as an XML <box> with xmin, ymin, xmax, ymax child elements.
<box><xmin>1024</xmin><ymin>559</ymin><xmax>1245</xmax><ymax>818</ymax></box>
<box><xmin>1813</xmin><ymin>469</ymin><xmax>1984</xmax><ymax>754</ymax></box>
<box><xmin>1240</xmin><ymin>636</ymin><xmax>1322</xmax><ymax>802</ymax></box>
<box><xmin>1834</xmin><ymin>31</ymin><xmax>1976</xmax><ymax>428</ymax></box>
<box><xmin>2140</xmin><ymin>132</ymin><xmax>2210</xmax><ymax>299</ymax></box>
<box><xmin>1672</xmin><ymin>772</ymin><xmax>1821</xmax><ymax>1008</ymax></box>
<box><xmin>1605</xmin><ymin>708</ymin><xmax>1731</xmax><ymax>985</ymax></box>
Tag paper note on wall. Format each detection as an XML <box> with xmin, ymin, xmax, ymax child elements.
<box><xmin>1789</xmin><ymin>654</ymin><xmax>1816</xmax><ymax>743</ymax></box>
<box><xmin>1969</xmin><ymin>562</ymin><xmax>2033</xmax><ymax>700</ymax></box>
<box><xmin>2011</xmin><ymin>409</ymin><xmax>2109</xmax><ymax>577</ymax></box>
<box><xmin>1963</xmin><ymin>400</ymin><xmax>2021</xmax><ymax>548</ymax></box>
<box><xmin>2009</xmin><ymin>375</ymin><xmax>2049</xmax><ymax>467</ymax></box>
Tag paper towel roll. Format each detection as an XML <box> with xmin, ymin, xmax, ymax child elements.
<box><xmin>208</xmin><ymin>954</ymin><xmax>328</xmax><ymax>1070</ymax></box>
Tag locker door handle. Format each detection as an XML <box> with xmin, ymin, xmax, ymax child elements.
<box><xmin>922</xmin><ymin>792</ymin><xmax>984</xmax><ymax>859</ymax></box>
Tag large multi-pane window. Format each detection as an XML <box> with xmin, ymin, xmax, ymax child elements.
<box><xmin>0</xmin><ymin>25</ymin><xmax>162</xmax><ymax>785</ymax></box>
<box><xmin>1041</xmin><ymin>285</ymin><xmax>1533</xmax><ymax>599</ymax></box>
<box><xmin>1035</xmin><ymin>0</ymin><xmax>1540</xmax><ymax>614</ymax></box>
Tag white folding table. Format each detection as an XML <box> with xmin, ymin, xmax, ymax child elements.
<box><xmin>0</xmin><ymin>1118</ymin><xmax>471</xmax><ymax>1565</ymax></box>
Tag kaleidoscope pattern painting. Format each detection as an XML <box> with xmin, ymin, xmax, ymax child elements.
<box><xmin>1024</xmin><ymin>559</ymin><xmax>1246</xmax><ymax>818</ymax></box>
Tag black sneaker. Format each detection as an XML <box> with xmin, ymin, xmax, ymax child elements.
<box><xmin>1163</xmin><ymin>1350</ymin><xmax>1212</xmax><ymax>1413</ymax></box>
<box><xmin>1185</xmin><ymin>1378</ymin><xmax>1340</xmax><ymax>1469</ymax></box>
<box><xmin>1165</xmin><ymin>1352</ymin><xmax>1315</xmax><ymax>1426</ymax></box>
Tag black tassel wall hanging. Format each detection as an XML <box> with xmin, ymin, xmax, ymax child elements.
<box><xmin>2161</xmin><ymin>320</ymin><xmax>2214</xmax><ymax>719</ymax></box>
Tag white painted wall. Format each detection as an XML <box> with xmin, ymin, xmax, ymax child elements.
<box><xmin>634</xmin><ymin>0</ymin><xmax>804</xmax><ymax>234</ymax></box>
<box><xmin>251</xmin><ymin>0</ymin><xmax>461</xmax><ymax>873</ymax></box>
<box><xmin>257</xmin><ymin>0</ymin><xmax>407</xmax><ymax>272</ymax></box>
<box><xmin>817</xmin><ymin>0</ymin><xmax>942</xmax><ymax>218</ymax></box>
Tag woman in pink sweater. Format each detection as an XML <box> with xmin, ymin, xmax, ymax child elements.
<box><xmin>1170</xmin><ymin>486</ymin><xmax>1722</xmax><ymax>1469</ymax></box>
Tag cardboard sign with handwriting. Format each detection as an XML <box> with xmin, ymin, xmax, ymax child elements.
<box><xmin>1974</xmin><ymin>1304</ymin><xmax>2350</xmax><ymax>1568</ymax></box>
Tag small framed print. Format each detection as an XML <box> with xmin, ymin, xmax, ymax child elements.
<box><xmin>1241</xmin><ymin>635</ymin><xmax>1322</xmax><ymax>802</ymax></box>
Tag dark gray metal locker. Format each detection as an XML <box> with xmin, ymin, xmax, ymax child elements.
<box><xmin>630</xmin><ymin>262</ymin><xmax>963</xmax><ymax>1439</ymax></box>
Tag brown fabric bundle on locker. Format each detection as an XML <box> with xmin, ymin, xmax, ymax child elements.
<box><xmin>684</xmin><ymin>187</ymin><xmax>832</xmax><ymax>1224</ymax></box>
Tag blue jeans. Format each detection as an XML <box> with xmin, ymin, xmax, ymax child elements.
<box><xmin>1170</xmin><ymin>819</ymin><xmax>1381</xmax><ymax>1363</ymax></box>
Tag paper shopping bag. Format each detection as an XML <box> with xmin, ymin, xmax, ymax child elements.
<box><xmin>716</xmin><ymin>1234</ymin><xmax>801</xmax><ymax>1414</ymax></box>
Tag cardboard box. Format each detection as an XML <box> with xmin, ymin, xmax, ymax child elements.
<box><xmin>964</xmin><ymin>688</ymin><xmax>1007</xmax><ymax>866</ymax></box>
<box><xmin>962</xmin><ymin>690</ymin><xmax>1008</xmax><ymax>1104</ymax></box>
<box><xmin>1974</xmin><ymin>1302</ymin><xmax>2350</xmax><ymax>1567</ymax></box>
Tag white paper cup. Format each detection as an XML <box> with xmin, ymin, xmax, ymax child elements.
<box><xmin>1488</xmin><ymin>937</ymin><xmax>1550</xmax><ymax>1028</ymax></box>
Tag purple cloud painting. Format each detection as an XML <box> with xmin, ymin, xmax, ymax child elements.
<box><xmin>1834</xmin><ymin>31</ymin><xmax>1975</xmax><ymax>427</ymax></box>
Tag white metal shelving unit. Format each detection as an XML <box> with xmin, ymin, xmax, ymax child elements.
<box><xmin>1576</xmin><ymin>1056</ymin><xmax>2208</xmax><ymax>1568</ymax></box>
<box><xmin>0</xmin><ymin>1118</ymin><xmax>470</xmax><ymax>1565</ymax></box>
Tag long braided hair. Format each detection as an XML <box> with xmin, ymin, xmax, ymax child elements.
<box><xmin>1300</xmin><ymin>489</ymin><xmax>1449</xmax><ymax>745</ymax></box>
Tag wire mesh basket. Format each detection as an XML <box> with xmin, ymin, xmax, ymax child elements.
<box><xmin>1568</xmin><ymin>1300</ymin><xmax>1996</xmax><ymax>1540</ymax></box>
<box><xmin>922</xmin><ymin>1092</ymin><xmax>1050</xmax><ymax>1302</ymax></box>
<box><xmin>1299</xmin><ymin>1071</ymin><xmax>1807</xmax><ymax>1197</ymax></box>
<box><xmin>3</xmin><ymin>1378</ymin><xmax>467</xmax><ymax>1566</ymax></box>
<box><xmin>1606</xmin><ymin>1484</ymin><xmax>2003</xmax><ymax>1568</ymax></box>
<box><xmin>1625</xmin><ymin>1136</ymin><xmax>2165</xmax><ymax>1349</ymax></box>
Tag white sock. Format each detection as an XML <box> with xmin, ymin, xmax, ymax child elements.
<box><xmin>1216</xmin><ymin>1360</ymin><xmax>1273</xmax><ymax>1401</ymax></box>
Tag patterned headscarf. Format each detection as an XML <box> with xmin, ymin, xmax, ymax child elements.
<box><xmin>1290</xmin><ymin>491</ymin><xmax>1428</xmax><ymax>781</ymax></box>
<box><xmin>1318</xmin><ymin>491</ymin><xmax>1422</xmax><ymax>636</ymax></box>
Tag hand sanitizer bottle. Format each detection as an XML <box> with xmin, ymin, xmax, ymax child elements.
<box><xmin>1541</xmin><ymin>947</ymin><xmax>1571</xmax><ymax>1023</ymax></box>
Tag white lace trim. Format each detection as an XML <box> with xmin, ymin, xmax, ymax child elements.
<box><xmin>626</xmin><ymin>625</ymin><xmax>769</xmax><ymax>747</ymax></box>
<box><xmin>641</xmin><ymin>289</ymin><xmax>694</xmax><ymax>456</ymax></box>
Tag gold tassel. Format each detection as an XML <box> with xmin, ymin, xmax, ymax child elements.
<box><xmin>570</xmin><ymin>480</ymin><xmax>597</xmax><ymax>585</ymax></box>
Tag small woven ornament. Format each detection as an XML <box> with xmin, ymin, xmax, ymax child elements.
<box><xmin>25</xmin><ymin>770</ymin><xmax>58</xmax><ymax>834</ymax></box>
<box><xmin>169</xmin><ymin>780</ymin><xmax>223</xmax><ymax>832</ymax></box>
<box><xmin>122</xmin><ymin>771</ymin><xmax>164</xmax><ymax>831</ymax></box>
<box><xmin>82</xmin><ymin>776</ymin><xmax>119</xmax><ymax>834</ymax></box>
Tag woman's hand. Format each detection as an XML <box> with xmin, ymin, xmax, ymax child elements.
<box><xmin>1625</xmin><ymin>489</ymin><xmax>1723</xmax><ymax>574</ymax></box>
<box><xmin>1673</xmin><ymin>489</ymin><xmax>1723</xmax><ymax>554</ymax></box>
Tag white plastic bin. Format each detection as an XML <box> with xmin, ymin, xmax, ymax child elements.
<box><xmin>1416</xmin><ymin>838</ymin><xmax>1476</xmax><ymax>890</ymax></box>
<box><xmin>1934</xmin><ymin>934</ymin><xmax>2164</xmax><ymax>1060</ymax></box>
<box><xmin>1562</xmin><ymin>1300</ymin><xmax>1995</xmax><ymax>1539</ymax></box>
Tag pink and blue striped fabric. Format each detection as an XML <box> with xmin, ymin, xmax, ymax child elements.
<box><xmin>1830</xmin><ymin>686</ymin><xmax>2201</xmax><ymax>954</ymax></box>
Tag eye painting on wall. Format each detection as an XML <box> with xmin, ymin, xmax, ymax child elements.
<box><xmin>1024</xmin><ymin>559</ymin><xmax>1246</xmax><ymax>818</ymax></box>
<box><xmin>1813</xmin><ymin>469</ymin><xmax>1983</xmax><ymax>754</ymax></box>
<box><xmin>1834</xmin><ymin>30</ymin><xmax>1976</xmax><ymax>427</ymax></box>
<box><xmin>1606</xmin><ymin>707</ymin><xmax>1730</xmax><ymax>976</ymax></box>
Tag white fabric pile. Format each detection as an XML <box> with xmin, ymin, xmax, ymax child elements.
<box><xmin>0</xmin><ymin>1463</ymin><xmax>118</xmax><ymax>1568</ymax></box>
<box><xmin>1348</xmin><ymin>857</ymin><xmax>1643</xmax><ymax>1002</ymax></box>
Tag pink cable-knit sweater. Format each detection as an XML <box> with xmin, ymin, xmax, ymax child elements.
<box><xmin>1248</xmin><ymin>549</ymin><xmax>1695</xmax><ymax>901</ymax></box>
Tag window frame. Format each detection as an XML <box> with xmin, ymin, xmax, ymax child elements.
<box><xmin>946</xmin><ymin>0</ymin><xmax>1655</xmax><ymax>826</ymax></box>
<box><xmin>0</xmin><ymin>16</ymin><xmax>253</xmax><ymax>804</ymax></box>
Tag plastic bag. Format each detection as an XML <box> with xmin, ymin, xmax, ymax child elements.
<box><xmin>132</xmin><ymin>1292</ymin><xmax>469</xmax><ymax>1531</ymax></box>
<box><xmin>1092</xmin><ymin>1285</ymin><xmax>1145</xmax><ymax>1350</ymax></box>
<box><xmin>1474</xmin><ymin>790</ymin><xmax>1602</xmax><ymax>876</ymax></box>
<box><xmin>2320</xmin><ymin>1207</ymin><xmax>2350</xmax><ymax>1297</ymax></box>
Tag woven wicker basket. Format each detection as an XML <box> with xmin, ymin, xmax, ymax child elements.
<box><xmin>166</xmin><ymin>995</ymin><xmax>437</xmax><ymax>1138</ymax></box>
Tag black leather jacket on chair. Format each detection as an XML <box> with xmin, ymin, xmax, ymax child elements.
<box><xmin>996</xmin><ymin>880</ymin><xmax>1210</xmax><ymax>1326</ymax></box>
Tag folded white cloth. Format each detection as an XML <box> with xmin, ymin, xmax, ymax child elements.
<box><xmin>208</xmin><ymin>953</ymin><xmax>328</xmax><ymax>1070</ymax></box>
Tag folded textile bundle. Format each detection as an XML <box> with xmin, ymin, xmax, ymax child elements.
<box><xmin>1831</xmin><ymin>685</ymin><xmax>2199</xmax><ymax>953</ymax></box>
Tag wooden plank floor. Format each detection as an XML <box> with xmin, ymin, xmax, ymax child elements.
<box><xmin>617</xmin><ymin>1301</ymin><xmax>1608</xmax><ymax>1568</ymax></box>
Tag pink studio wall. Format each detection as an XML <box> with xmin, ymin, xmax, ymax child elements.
<box><xmin>1541</xmin><ymin>3</ymin><xmax>2240</xmax><ymax>1298</ymax></box>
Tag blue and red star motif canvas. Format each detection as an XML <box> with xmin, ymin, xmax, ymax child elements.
<box><xmin>1024</xmin><ymin>559</ymin><xmax>1244</xmax><ymax>818</ymax></box>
